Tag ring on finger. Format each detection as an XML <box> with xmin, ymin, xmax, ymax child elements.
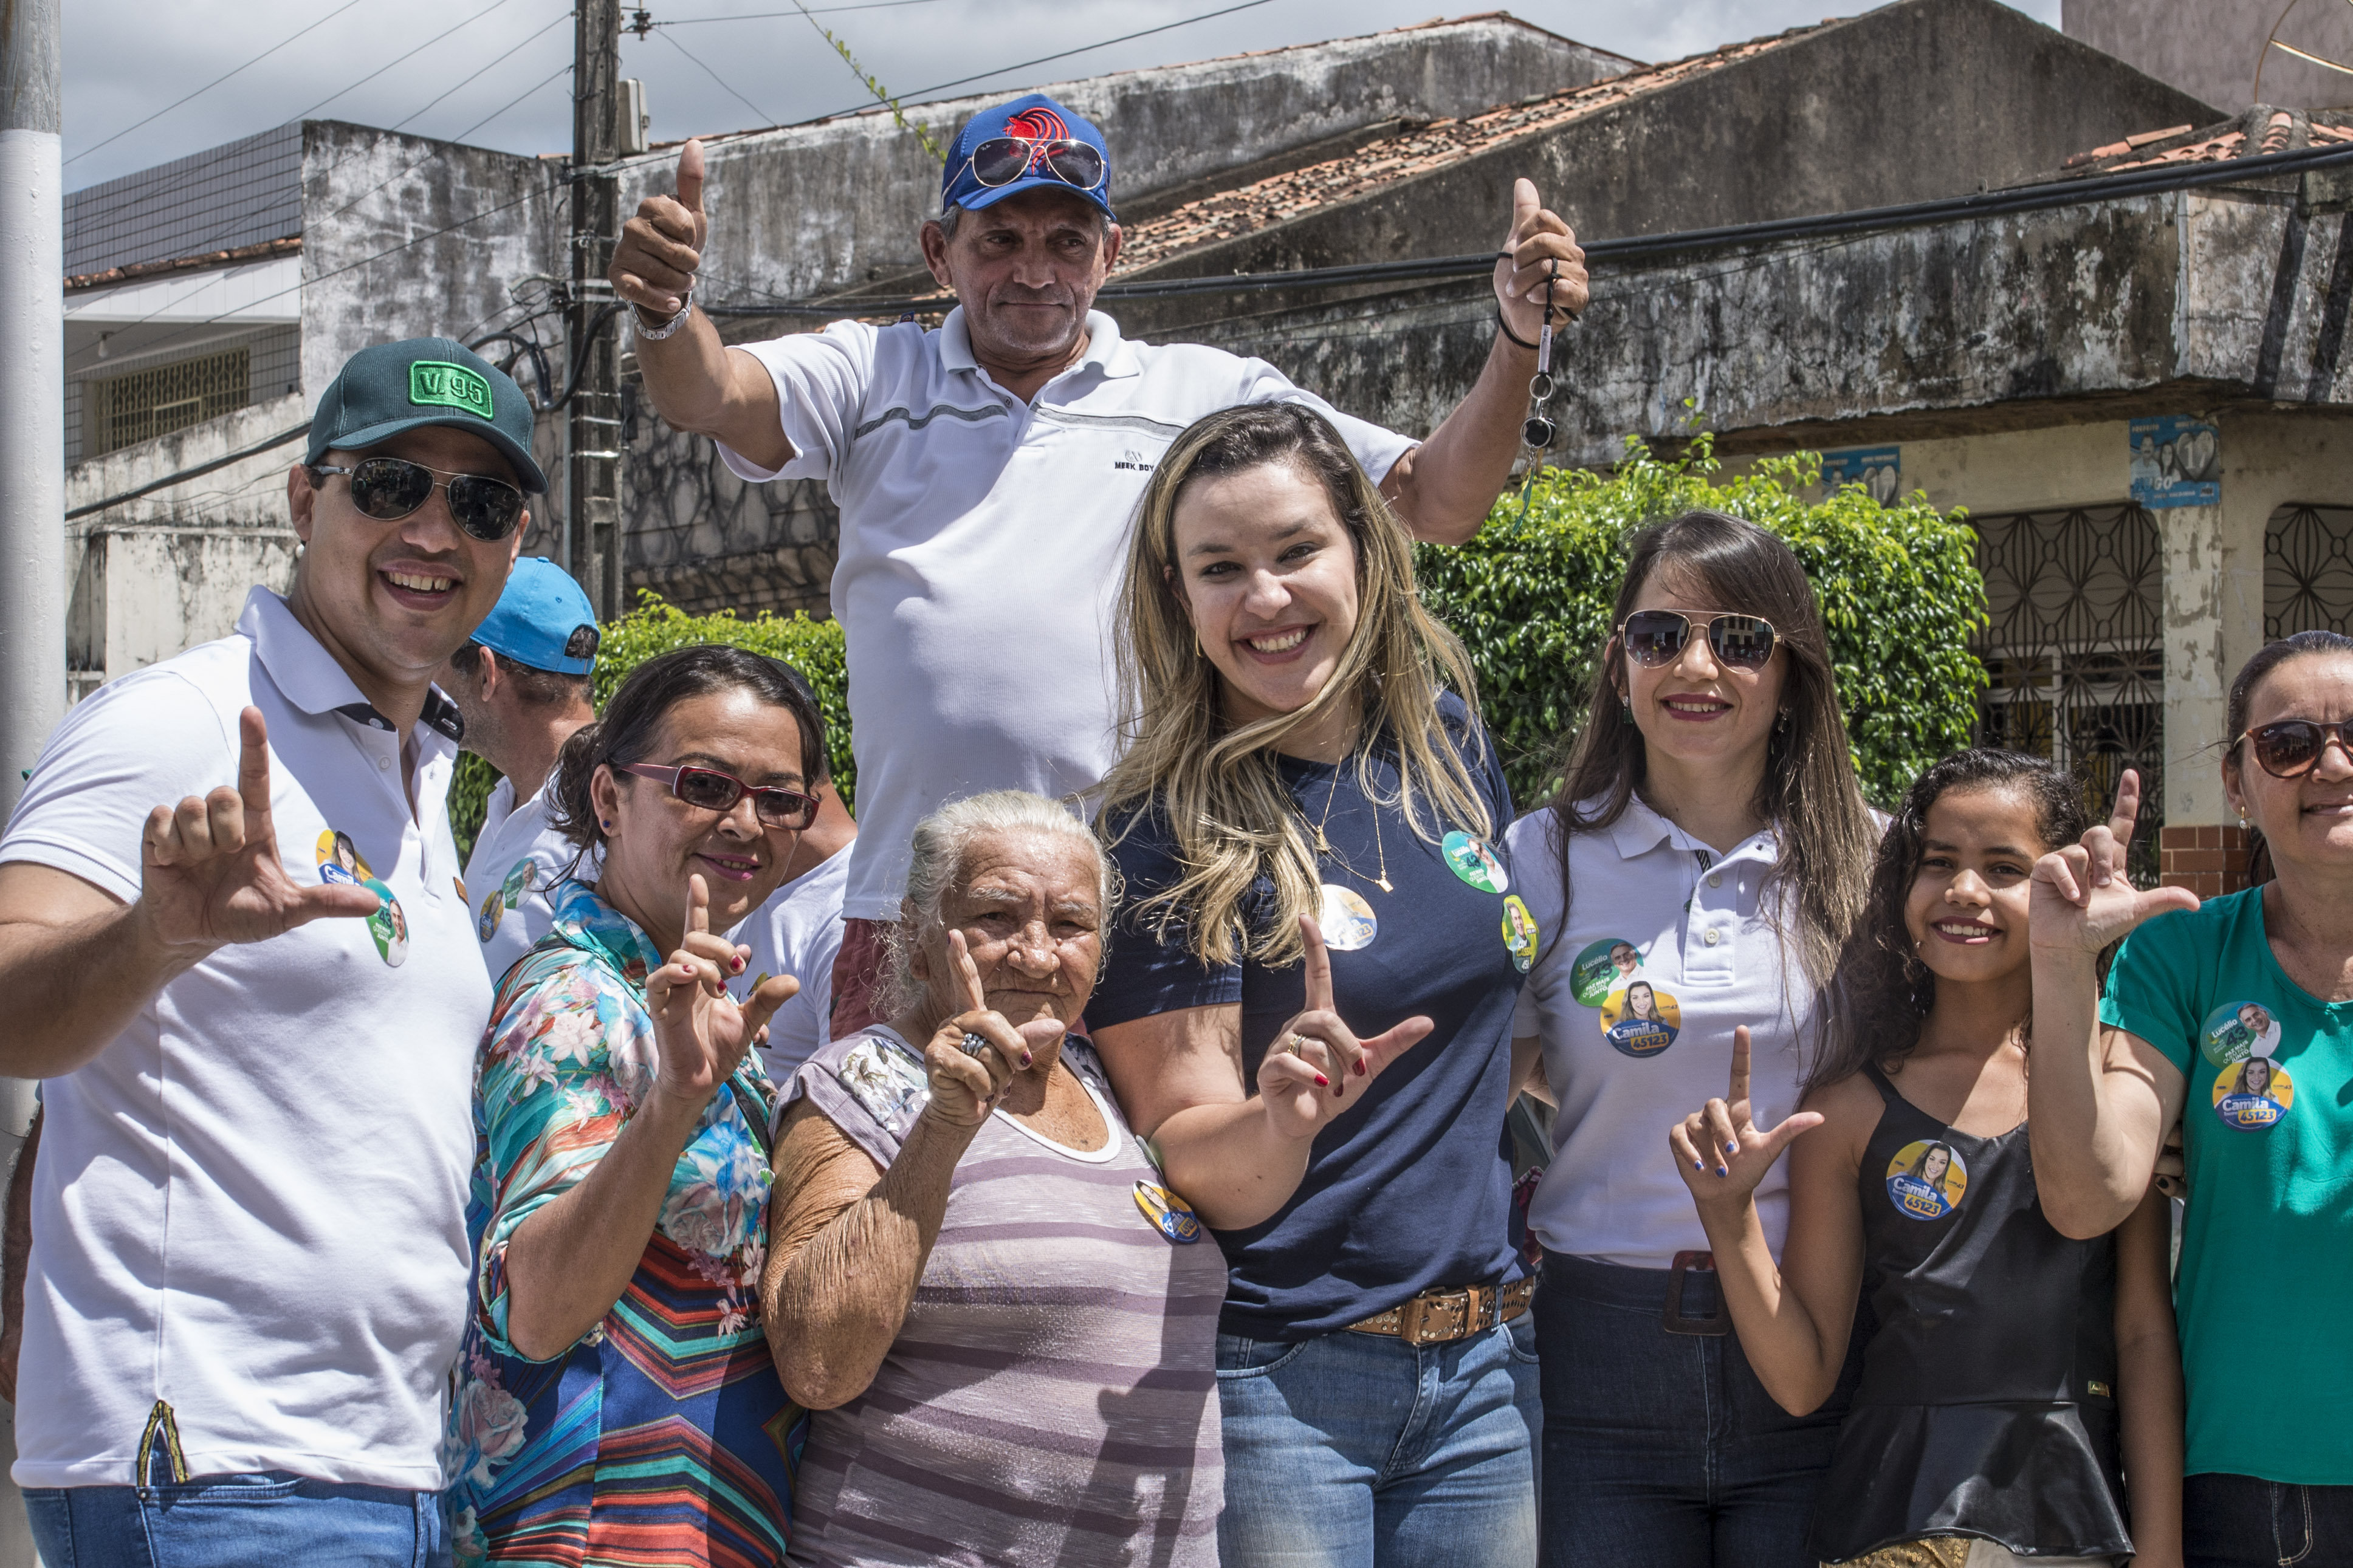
<box><xmin>961</xmin><ymin>1031</ymin><xmax>991</xmax><ymax>1059</ymax></box>
<box><xmin>1283</xmin><ymin>1033</ymin><xmax>1311</xmax><ymax>1057</ymax></box>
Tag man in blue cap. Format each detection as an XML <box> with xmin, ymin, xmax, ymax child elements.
<box><xmin>611</xmin><ymin>93</ymin><xmax>1588</xmax><ymax>1039</ymax></box>
<box><xmin>0</xmin><ymin>337</ymin><xmax>537</xmax><ymax>1565</ymax></box>
<box><xmin>444</xmin><ymin>557</ymin><xmax>599</xmax><ymax>981</ymax></box>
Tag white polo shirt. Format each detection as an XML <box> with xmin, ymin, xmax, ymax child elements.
<box><xmin>1507</xmin><ymin>796</ymin><xmax>1822</xmax><ymax>1269</ymax></box>
<box><xmin>723</xmin><ymin>308</ymin><xmax>1415</xmax><ymax>920</ymax></box>
<box><xmin>463</xmin><ymin>773</ymin><xmax>590</xmax><ymax>985</ymax></box>
<box><xmin>2</xmin><ymin>587</ymin><xmax>489</xmax><ymax>1490</ymax></box>
<box><xmin>737</xmin><ymin>840</ymin><xmax>850</xmax><ymax>1082</ymax></box>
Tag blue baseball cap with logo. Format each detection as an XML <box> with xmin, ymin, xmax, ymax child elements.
<box><xmin>941</xmin><ymin>93</ymin><xmax>1115</xmax><ymax>222</ymax></box>
<box><xmin>306</xmin><ymin>335</ymin><xmax>547</xmax><ymax>493</ymax></box>
<box><xmin>473</xmin><ymin>558</ymin><xmax>599</xmax><ymax>676</ymax></box>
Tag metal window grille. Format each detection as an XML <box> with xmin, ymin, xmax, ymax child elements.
<box><xmin>85</xmin><ymin>346</ymin><xmax>252</xmax><ymax>459</ymax></box>
<box><xmin>1971</xmin><ymin>504</ymin><xmax>2165</xmax><ymax>884</ymax></box>
<box><xmin>2264</xmin><ymin>505</ymin><xmax>2353</xmax><ymax>636</ymax></box>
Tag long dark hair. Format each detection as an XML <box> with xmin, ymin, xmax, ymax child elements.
<box><xmin>1808</xmin><ymin>747</ymin><xmax>2090</xmax><ymax>1092</ymax></box>
<box><xmin>2225</xmin><ymin>629</ymin><xmax>2353</xmax><ymax>885</ymax></box>
<box><xmin>1543</xmin><ymin>510</ymin><xmax>1875</xmax><ymax>995</ymax></box>
<box><xmin>549</xmin><ymin>646</ymin><xmax>826</xmax><ymax>865</ymax></box>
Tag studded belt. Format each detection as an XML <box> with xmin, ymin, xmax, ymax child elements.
<box><xmin>1343</xmin><ymin>1276</ymin><xmax>1534</xmax><ymax>1346</ymax></box>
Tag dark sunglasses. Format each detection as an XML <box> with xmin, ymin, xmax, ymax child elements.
<box><xmin>964</xmin><ymin>135</ymin><xmax>1107</xmax><ymax>193</ymax></box>
<box><xmin>312</xmin><ymin>456</ymin><xmax>526</xmax><ymax>542</ymax></box>
<box><xmin>2238</xmin><ymin>718</ymin><xmax>2353</xmax><ymax>779</ymax></box>
<box><xmin>1618</xmin><ymin>609</ymin><xmax>1779</xmax><ymax>671</ymax></box>
<box><xmin>616</xmin><ymin>762</ymin><xmax>819</xmax><ymax>830</ymax></box>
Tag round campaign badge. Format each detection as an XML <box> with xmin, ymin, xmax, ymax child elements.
<box><xmin>1885</xmin><ymin>1139</ymin><xmax>1969</xmax><ymax>1221</ymax></box>
<box><xmin>1599</xmin><ymin>981</ymin><xmax>1680</xmax><ymax>1056</ymax></box>
<box><xmin>2200</xmin><ymin>999</ymin><xmax>2284</xmax><ymax>1068</ymax></box>
<box><xmin>478</xmin><ymin>886</ymin><xmax>506</xmax><ymax>943</ymax></box>
<box><xmin>2212</xmin><ymin>1056</ymin><xmax>2293</xmax><ymax>1130</ymax></box>
<box><xmin>502</xmin><ymin>858</ymin><xmax>538</xmax><ymax>905</ymax></box>
<box><xmin>365</xmin><ymin>877</ymin><xmax>409</xmax><ymax>968</ymax></box>
<box><xmin>1319</xmin><ymin>884</ymin><xmax>1378</xmax><ymax>952</ymax></box>
<box><xmin>1133</xmin><ymin>1179</ymin><xmax>1204</xmax><ymax>1244</ymax></box>
<box><xmin>1501</xmin><ymin>895</ymin><xmax>1541</xmax><ymax>973</ymax></box>
<box><xmin>1570</xmin><ymin>937</ymin><xmax>1644</xmax><ymax>1008</ymax></box>
<box><xmin>1441</xmin><ymin>830</ymin><xmax>1509</xmax><ymax>895</ymax></box>
<box><xmin>314</xmin><ymin>827</ymin><xmax>371</xmax><ymax>887</ymax></box>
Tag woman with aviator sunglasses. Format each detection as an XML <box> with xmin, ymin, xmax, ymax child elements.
<box><xmin>1502</xmin><ymin>510</ymin><xmax>1880</xmax><ymax>1566</ymax></box>
<box><xmin>2030</xmin><ymin>629</ymin><xmax>2353</xmax><ymax>1567</ymax></box>
<box><xmin>441</xmin><ymin>646</ymin><xmax>824</xmax><ymax>1566</ymax></box>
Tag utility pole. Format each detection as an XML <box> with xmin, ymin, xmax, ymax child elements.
<box><xmin>0</xmin><ymin>0</ymin><xmax>60</xmax><ymax>1557</ymax></box>
<box><xmin>569</xmin><ymin>0</ymin><xmax>624</xmax><ymax>618</ymax></box>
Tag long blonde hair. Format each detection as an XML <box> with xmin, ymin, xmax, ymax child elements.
<box><xmin>1096</xmin><ymin>403</ymin><xmax>1490</xmax><ymax>969</ymax></box>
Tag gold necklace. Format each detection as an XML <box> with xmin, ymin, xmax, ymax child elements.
<box><xmin>1306</xmin><ymin>764</ymin><xmax>1392</xmax><ymax>893</ymax></box>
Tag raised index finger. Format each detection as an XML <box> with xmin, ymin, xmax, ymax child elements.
<box><xmin>948</xmin><ymin>928</ymin><xmax>989</xmax><ymax>1015</ymax></box>
<box><xmin>1299</xmin><ymin>915</ymin><xmax>1333</xmax><ymax>1013</ymax></box>
<box><xmin>2108</xmin><ymin>769</ymin><xmax>2143</xmax><ymax>846</ymax></box>
<box><xmin>1728</xmin><ymin>1024</ymin><xmax>1753</xmax><ymax>1109</ymax></box>
<box><xmin>236</xmin><ymin>707</ymin><xmax>272</xmax><ymax>815</ymax></box>
<box><xmin>684</xmin><ymin>872</ymin><xmax>710</xmax><ymax>936</ymax></box>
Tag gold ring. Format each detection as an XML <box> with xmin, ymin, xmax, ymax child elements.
<box><xmin>1285</xmin><ymin>1033</ymin><xmax>1311</xmax><ymax>1056</ymax></box>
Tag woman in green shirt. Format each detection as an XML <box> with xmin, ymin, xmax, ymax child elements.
<box><xmin>2029</xmin><ymin>629</ymin><xmax>2353</xmax><ymax>1567</ymax></box>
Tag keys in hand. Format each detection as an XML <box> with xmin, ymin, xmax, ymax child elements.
<box><xmin>1257</xmin><ymin>915</ymin><xmax>1433</xmax><ymax>1142</ymax></box>
<box><xmin>1668</xmin><ymin>1025</ymin><xmax>1823</xmax><ymax>1207</ymax></box>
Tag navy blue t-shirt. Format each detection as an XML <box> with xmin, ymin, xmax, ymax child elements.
<box><xmin>1090</xmin><ymin>698</ymin><xmax>1527</xmax><ymax>1340</ymax></box>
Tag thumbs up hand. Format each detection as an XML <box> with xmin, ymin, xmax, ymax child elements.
<box><xmin>612</xmin><ymin>139</ymin><xmax>710</xmax><ymax>319</ymax></box>
<box><xmin>1493</xmin><ymin>177</ymin><xmax>1587</xmax><ymax>344</ymax></box>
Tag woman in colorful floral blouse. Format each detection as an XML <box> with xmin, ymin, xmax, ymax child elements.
<box><xmin>442</xmin><ymin>646</ymin><xmax>821</xmax><ymax>1566</ymax></box>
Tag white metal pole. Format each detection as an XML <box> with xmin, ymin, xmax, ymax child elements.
<box><xmin>0</xmin><ymin>0</ymin><xmax>63</xmax><ymax>1555</ymax></box>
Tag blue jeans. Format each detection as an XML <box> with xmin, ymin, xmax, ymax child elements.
<box><xmin>1215</xmin><ymin>1312</ymin><xmax>1542</xmax><ymax>1568</ymax></box>
<box><xmin>1534</xmin><ymin>1251</ymin><xmax>1855</xmax><ymax>1568</ymax></box>
<box><xmin>2185</xmin><ymin>1473</ymin><xmax>2353</xmax><ymax>1568</ymax></box>
<box><xmin>27</xmin><ymin>1471</ymin><xmax>449</xmax><ymax>1567</ymax></box>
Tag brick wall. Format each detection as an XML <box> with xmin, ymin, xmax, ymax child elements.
<box><xmin>2159</xmin><ymin>824</ymin><xmax>2251</xmax><ymax>896</ymax></box>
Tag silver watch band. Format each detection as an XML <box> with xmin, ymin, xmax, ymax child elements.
<box><xmin>632</xmin><ymin>290</ymin><xmax>694</xmax><ymax>341</ymax></box>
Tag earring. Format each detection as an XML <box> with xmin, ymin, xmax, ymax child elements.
<box><xmin>1775</xmin><ymin>708</ymin><xmax>1791</xmax><ymax>734</ymax></box>
<box><xmin>1194</xmin><ymin>628</ymin><xmax>1203</xmax><ymax>657</ymax></box>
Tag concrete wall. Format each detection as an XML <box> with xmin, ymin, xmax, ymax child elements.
<box><xmin>625</xmin><ymin>15</ymin><xmax>1631</xmax><ymax>307</ymax></box>
<box><xmin>2066</xmin><ymin>0</ymin><xmax>2353</xmax><ymax>115</ymax></box>
<box><xmin>1121</xmin><ymin>0</ymin><xmax>2222</xmax><ymax>287</ymax></box>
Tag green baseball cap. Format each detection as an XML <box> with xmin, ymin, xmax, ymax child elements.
<box><xmin>306</xmin><ymin>337</ymin><xmax>546</xmax><ymax>493</ymax></box>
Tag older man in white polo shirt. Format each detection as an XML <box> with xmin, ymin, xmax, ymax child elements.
<box><xmin>614</xmin><ymin>91</ymin><xmax>1589</xmax><ymax>1030</ymax></box>
<box><xmin>0</xmin><ymin>337</ymin><xmax>536</xmax><ymax>1567</ymax></box>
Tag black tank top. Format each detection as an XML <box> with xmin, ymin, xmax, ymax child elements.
<box><xmin>1807</xmin><ymin>1064</ymin><xmax>2132</xmax><ymax>1562</ymax></box>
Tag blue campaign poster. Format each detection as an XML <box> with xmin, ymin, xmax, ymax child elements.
<box><xmin>2129</xmin><ymin>417</ymin><xmax>2221</xmax><ymax>508</ymax></box>
<box><xmin>1820</xmin><ymin>447</ymin><xmax>1901</xmax><ymax>504</ymax></box>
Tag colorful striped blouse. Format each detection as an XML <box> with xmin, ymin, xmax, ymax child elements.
<box><xmin>441</xmin><ymin>880</ymin><xmax>800</xmax><ymax>1566</ymax></box>
<box><xmin>781</xmin><ymin>1025</ymin><xmax>1226</xmax><ymax>1566</ymax></box>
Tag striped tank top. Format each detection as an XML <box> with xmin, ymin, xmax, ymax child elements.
<box><xmin>783</xmin><ymin>1027</ymin><xmax>1226</xmax><ymax>1567</ymax></box>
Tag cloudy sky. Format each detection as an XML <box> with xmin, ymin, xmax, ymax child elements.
<box><xmin>61</xmin><ymin>0</ymin><xmax>2063</xmax><ymax>191</ymax></box>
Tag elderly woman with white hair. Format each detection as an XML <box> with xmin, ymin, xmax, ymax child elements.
<box><xmin>761</xmin><ymin>789</ymin><xmax>1226</xmax><ymax>1567</ymax></box>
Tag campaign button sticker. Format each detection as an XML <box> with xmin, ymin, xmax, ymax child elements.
<box><xmin>1441</xmin><ymin>830</ymin><xmax>1509</xmax><ymax>895</ymax></box>
<box><xmin>1319</xmin><ymin>884</ymin><xmax>1378</xmax><ymax>952</ymax></box>
<box><xmin>2213</xmin><ymin>1056</ymin><xmax>2292</xmax><ymax>1131</ymax></box>
<box><xmin>1571</xmin><ymin>937</ymin><xmax>1644</xmax><ymax>1008</ymax></box>
<box><xmin>1501</xmin><ymin>895</ymin><xmax>1541</xmax><ymax>973</ymax></box>
<box><xmin>1886</xmin><ymin>1138</ymin><xmax>1968</xmax><ymax>1221</ymax></box>
<box><xmin>2200</xmin><ymin>999</ymin><xmax>2283</xmax><ymax>1068</ymax></box>
<box><xmin>1599</xmin><ymin>979</ymin><xmax>1680</xmax><ymax>1057</ymax></box>
<box><xmin>1134</xmin><ymin>1180</ymin><xmax>1204</xmax><ymax>1244</ymax></box>
<box><xmin>364</xmin><ymin>877</ymin><xmax>408</xmax><ymax>968</ymax></box>
<box><xmin>315</xmin><ymin>828</ymin><xmax>373</xmax><ymax>886</ymax></box>
<box><xmin>478</xmin><ymin>886</ymin><xmax>506</xmax><ymax>943</ymax></box>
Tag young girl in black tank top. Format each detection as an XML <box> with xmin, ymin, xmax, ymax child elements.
<box><xmin>1665</xmin><ymin>750</ymin><xmax>2183</xmax><ymax>1567</ymax></box>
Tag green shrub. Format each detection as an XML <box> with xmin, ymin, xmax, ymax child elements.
<box><xmin>449</xmin><ymin>593</ymin><xmax>851</xmax><ymax>864</ymax></box>
<box><xmin>1415</xmin><ymin>434</ymin><xmax>1987</xmax><ymax>810</ymax></box>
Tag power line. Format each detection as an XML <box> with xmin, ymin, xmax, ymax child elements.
<box><xmin>285</xmin><ymin>0</ymin><xmax>528</xmax><ymax>125</ymax></box>
<box><xmin>810</xmin><ymin>0</ymin><xmax>1282</xmax><ymax>118</ymax></box>
<box><xmin>66</xmin><ymin>0</ymin><xmax>373</xmax><ymax>166</ymax></box>
<box><xmin>658</xmin><ymin>28</ymin><xmax>784</xmax><ymax>131</ymax></box>
<box><xmin>383</xmin><ymin>7</ymin><xmax>579</xmax><ymax>136</ymax></box>
<box><xmin>653</xmin><ymin>0</ymin><xmax>952</xmax><ymax>19</ymax></box>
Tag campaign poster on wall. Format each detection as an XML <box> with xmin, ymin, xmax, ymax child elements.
<box><xmin>1820</xmin><ymin>447</ymin><xmax>1901</xmax><ymax>504</ymax></box>
<box><xmin>2129</xmin><ymin>417</ymin><xmax>2221</xmax><ymax>508</ymax></box>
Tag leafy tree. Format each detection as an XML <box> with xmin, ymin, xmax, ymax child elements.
<box><xmin>1415</xmin><ymin>434</ymin><xmax>1987</xmax><ymax>809</ymax></box>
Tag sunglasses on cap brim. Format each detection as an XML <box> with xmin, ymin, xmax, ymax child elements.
<box><xmin>962</xmin><ymin>135</ymin><xmax>1107</xmax><ymax>193</ymax></box>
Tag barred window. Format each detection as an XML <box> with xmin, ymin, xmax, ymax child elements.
<box><xmin>2265</xmin><ymin>505</ymin><xmax>2353</xmax><ymax>637</ymax></box>
<box><xmin>84</xmin><ymin>346</ymin><xmax>251</xmax><ymax>458</ymax></box>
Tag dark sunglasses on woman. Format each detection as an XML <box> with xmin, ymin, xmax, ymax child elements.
<box><xmin>616</xmin><ymin>762</ymin><xmax>820</xmax><ymax>830</ymax></box>
<box><xmin>1617</xmin><ymin>609</ymin><xmax>1779</xmax><ymax>671</ymax></box>
<box><xmin>2238</xmin><ymin>717</ymin><xmax>2353</xmax><ymax>779</ymax></box>
<box><xmin>963</xmin><ymin>135</ymin><xmax>1107</xmax><ymax>192</ymax></box>
<box><xmin>311</xmin><ymin>456</ymin><xmax>526</xmax><ymax>542</ymax></box>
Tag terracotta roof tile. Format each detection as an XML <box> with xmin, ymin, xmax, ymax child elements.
<box><xmin>1114</xmin><ymin>24</ymin><xmax>1825</xmax><ymax>273</ymax></box>
<box><xmin>2056</xmin><ymin>107</ymin><xmax>2353</xmax><ymax>177</ymax></box>
<box><xmin>65</xmin><ymin>234</ymin><xmax>301</xmax><ymax>292</ymax></box>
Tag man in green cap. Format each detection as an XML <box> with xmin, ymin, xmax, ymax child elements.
<box><xmin>0</xmin><ymin>338</ymin><xmax>538</xmax><ymax>1565</ymax></box>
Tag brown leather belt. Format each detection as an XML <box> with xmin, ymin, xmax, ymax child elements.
<box><xmin>1344</xmin><ymin>1277</ymin><xmax>1534</xmax><ymax>1346</ymax></box>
